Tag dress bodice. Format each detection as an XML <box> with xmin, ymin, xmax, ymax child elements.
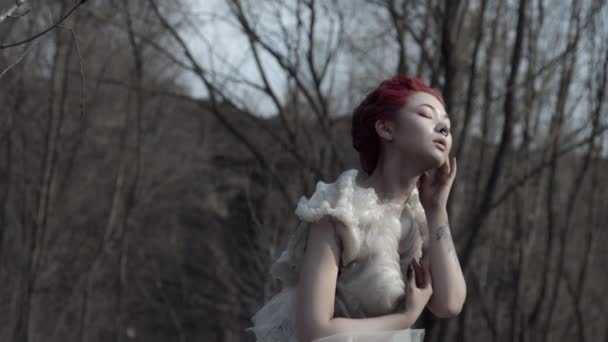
<box><xmin>247</xmin><ymin>168</ymin><xmax>429</xmax><ymax>341</ymax></box>
<box><xmin>271</xmin><ymin>168</ymin><xmax>429</xmax><ymax>318</ymax></box>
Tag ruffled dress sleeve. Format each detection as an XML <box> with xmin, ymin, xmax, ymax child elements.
<box><xmin>247</xmin><ymin>170</ymin><xmax>364</xmax><ymax>342</ymax></box>
<box><xmin>270</xmin><ymin>169</ymin><xmax>363</xmax><ymax>287</ymax></box>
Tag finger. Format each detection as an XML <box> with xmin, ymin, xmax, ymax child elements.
<box><xmin>421</xmin><ymin>254</ymin><xmax>431</xmax><ymax>270</ymax></box>
<box><xmin>407</xmin><ymin>264</ymin><xmax>416</xmax><ymax>287</ymax></box>
<box><xmin>441</xmin><ymin>159</ymin><xmax>452</xmax><ymax>182</ymax></box>
<box><xmin>412</xmin><ymin>259</ymin><xmax>420</xmax><ymax>287</ymax></box>
<box><xmin>436</xmin><ymin>161</ymin><xmax>447</xmax><ymax>177</ymax></box>
<box><xmin>436</xmin><ymin>169</ymin><xmax>448</xmax><ymax>184</ymax></box>
<box><xmin>417</xmin><ymin>259</ymin><xmax>427</xmax><ymax>289</ymax></box>
<box><xmin>427</xmin><ymin>169</ymin><xmax>436</xmax><ymax>185</ymax></box>
<box><xmin>445</xmin><ymin>158</ymin><xmax>456</xmax><ymax>185</ymax></box>
<box><xmin>418</xmin><ymin>173</ymin><xmax>426</xmax><ymax>188</ymax></box>
<box><xmin>413</xmin><ymin>258</ymin><xmax>423</xmax><ymax>287</ymax></box>
<box><xmin>421</xmin><ymin>261</ymin><xmax>432</xmax><ymax>287</ymax></box>
<box><xmin>440</xmin><ymin>160</ymin><xmax>452</xmax><ymax>179</ymax></box>
<box><xmin>419</xmin><ymin>172</ymin><xmax>430</xmax><ymax>190</ymax></box>
<box><xmin>418</xmin><ymin>258</ymin><xmax>427</xmax><ymax>286</ymax></box>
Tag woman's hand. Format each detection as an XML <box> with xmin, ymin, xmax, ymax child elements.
<box><xmin>403</xmin><ymin>258</ymin><xmax>433</xmax><ymax>317</ymax></box>
<box><xmin>418</xmin><ymin>156</ymin><xmax>457</xmax><ymax>212</ymax></box>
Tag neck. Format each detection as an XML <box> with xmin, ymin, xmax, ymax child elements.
<box><xmin>361</xmin><ymin>155</ymin><xmax>422</xmax><ymax>208</ymax></box>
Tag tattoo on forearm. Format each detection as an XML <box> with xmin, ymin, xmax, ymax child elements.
<box><xmin>447</xmin><ymin>241</ymin><xmax>460</xmax><ymax>265</ymax></box>
<box><xmin>434</xmin><ymin>224</ymin><xmax>449</xmax><ymax>241</ymax></box>
<box><xmin>433</xmin><ymin>224</ymin><xmax>461</xmax><ymax>266</ymax></box>
<box><xmin>446</xmin><ymin>242</ymin><xmax>454</xmax><ymax>255</ymax></box>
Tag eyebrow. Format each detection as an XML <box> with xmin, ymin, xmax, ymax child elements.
<box><xmin>417</xmin><ymin>104</ymin><xmax>450</xmax><ymax>120</ymax></box>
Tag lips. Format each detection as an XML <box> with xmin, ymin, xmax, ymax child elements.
<box><xmin>433</xmin><ymin>139</ymin><xmax>447</xmax><ymax>151</ymax></box>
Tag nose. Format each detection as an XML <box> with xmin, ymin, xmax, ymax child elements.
<box><xmin>435</xmin><ymin>122</ymin><xmax>449</xmax><ymax>137</ymax></box>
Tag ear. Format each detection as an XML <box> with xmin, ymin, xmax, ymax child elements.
<box><xmin>374</xmin><ymin>119</ymin><xmax>395</xmax><ymax>142</ymax></box>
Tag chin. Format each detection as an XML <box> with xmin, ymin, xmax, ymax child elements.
<box><xmin>427</xmin><ymin>150</ymin><xmax>448</xmax><ymax>168</ymax></box>
<box><xmin>405</xmin><ymin>146</ymin><xmax>448</xmax><ymax>170</ymax></box>
<box><xmin>415</xmin><ymin>153</ymin><xmax>444</xmax><ymax>170</ymax></box>
<box><xmin>431</xmin><ymin>158</ymin><xmax>444</xmax><ymax>168</ymax></box>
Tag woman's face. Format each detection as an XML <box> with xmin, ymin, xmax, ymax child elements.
<box><xmin>388</xmin><ymin>91</ymin><xmax>452</xmax><ymax>170</ymax></box>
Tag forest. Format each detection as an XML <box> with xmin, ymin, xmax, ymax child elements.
<box><xmin>1</xmin><ymin>0</ymin><xmax>607</xmax><ymax>341</ymax></box>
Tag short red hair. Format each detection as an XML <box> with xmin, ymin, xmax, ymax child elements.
<box><xmin>351</xmin><ymin>75</ymin><xmax>445</xmax><ymax>175</ymax></box>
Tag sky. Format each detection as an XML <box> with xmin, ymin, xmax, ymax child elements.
<box><xmin>172</xmin><ymin>0</ymin><xmax>608</xmax><ymax>157</ymax></box>
<box><xmin>175</xmin><ymin>0</ymin><xmax>395</xmax><ymax>118</ymax></box>
<box><xmin>178</xmin><ymin>0</ymin><xmax>288</xmax><ymax>116</ymax></box>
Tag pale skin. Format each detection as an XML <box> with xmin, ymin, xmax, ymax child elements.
<box><xmin>296</xmin><ymin>92</ymin><xmax>467</xmax><ymax>342</ymax></box>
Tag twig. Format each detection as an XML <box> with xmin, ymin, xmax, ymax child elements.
<box><xmin>0</xmin><ymin>0</ymin><xmax>27</xmax><ymax>23</ymax></box>
<box><xmin>0</xmin><ymin>42</ymin><xmax>36</xmax><ymax>79</ymax></box>
<box><xmin>57</xmin><ymin>24</ymin><xmax>85</xmax><ymax>125</ymax></box>
<box><xmin>0</xmin><ymin>0</ymin><xmax>87</xmax><ymax>49</ymax></box>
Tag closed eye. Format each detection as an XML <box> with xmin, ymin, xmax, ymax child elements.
<box><xmin>417</xmin><ymin>112</ymin><xmax>432</xmax><ymax>119</ymax></box>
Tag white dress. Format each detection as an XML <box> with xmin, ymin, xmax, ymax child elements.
<box><xmin>246</xmin><ymin>168</ymin><xmax>430</xmax><ymax>342</ymax></box>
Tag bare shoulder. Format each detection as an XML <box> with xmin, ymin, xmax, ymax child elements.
<box><xmin>300</xmin><ymin>216</ymin><xmax>347</xmax><ymax>277</ymax></box>
<box><xmin>297</xmin><ymin>216</ymin><xmax>345</xmax><ymax>335</ymax></box>
<box><xmin>307</xmin><ymin>216</ymin><xmax>344</xmax><ymax>258</ymax></box>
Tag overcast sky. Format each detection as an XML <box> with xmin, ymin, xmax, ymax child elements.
<box><xmin>179</xmin><ymin>0</ymin><xmax>287</xmax><ymax>116</ymax></box>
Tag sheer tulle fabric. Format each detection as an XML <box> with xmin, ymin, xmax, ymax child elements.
<box><xmin>314</xmin><ymin>329</ymin><xmax>425</xmax><ymax>342</ymax></box>
<box><xmin>247</xmin><ymin>169</ymin><xmax>428</xmax><ymax>342</ymax></box>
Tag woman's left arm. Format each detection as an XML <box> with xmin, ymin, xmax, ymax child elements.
<box><xmin>423</xmin><ymin>208</ymin><xmax>466</xmax><ymax>318</ymax></box>
<box><xmin>417</xmin><ymin>156</ymin><xmax>467</xmax><ymax>318</ymax></box>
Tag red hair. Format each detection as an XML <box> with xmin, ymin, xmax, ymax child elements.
<box><xmin>351</xmin><ymin>75</ymin><xmax>445</xmax><ymax>175</ymax></box>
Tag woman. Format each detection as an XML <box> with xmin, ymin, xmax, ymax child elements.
<box><xmin>247</xmin><ymin>75</ymin><xmax>467</xmax><ymax>342</ymax></box>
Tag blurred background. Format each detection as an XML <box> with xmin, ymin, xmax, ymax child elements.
<box><xmin>1</xmin><ymin>0</ymin><xmax>607</xmax><ymax>341</ymax></box>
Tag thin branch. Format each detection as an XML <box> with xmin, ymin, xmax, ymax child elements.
<box><xmin>0</xmin><ymin>42</ymin><xmax>36</xmax><ymax>79</ymax></box>
<box><xmin>0</xmin><ymin>0</ymin><xmax>28</xmax><ymax>23</ymax></box>
<box><xmin>147</xmin><ymin>0</ymin><xmax>295</xmax><ymax>208</ymax></box>
<box><xmin>488</xmin><ymin>123</ymin><xmax>608</xmax><ymax>211</ymax></box>
<box><xmin>0</xmin><ymin>0</ymin><xmax>88</xmax><ymax>49</ymax></box>
<box><xmin>460</xmin><ymin>0</ymin><xmax>528</xmax><ymax>271</ymax></box>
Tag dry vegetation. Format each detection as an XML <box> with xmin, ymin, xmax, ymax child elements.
<box><xmin>1</xmin><ymin>0</ymin><xmax>607</xmax><ymax>341</ymax></box>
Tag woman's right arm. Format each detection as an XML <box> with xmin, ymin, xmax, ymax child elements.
<box><xmin>295</xmin><ymin>216</ymin><xmax>431</xmax><ymax>342</ymax></box>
